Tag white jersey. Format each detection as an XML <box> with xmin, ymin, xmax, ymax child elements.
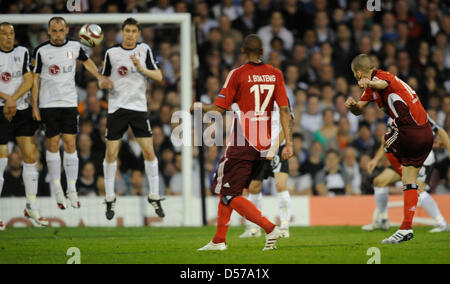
<box><xmin>271</xmin><ymin>99</ymin><xmax>294</xmax><ymax>147</ymax></box>
<box><xmin>0</xmin><ymin>46</ymin><xmax>31</xmax><ymax>110</ymax></box>
<box><xmin>33</xmin><ymin>39</ymin><xmax>89</xmax><ymax>108</ymax></box>
<box><xmin>102</xmin><ymin>43</ymin><xmax>158</xmax><ymax>114</ymax></box>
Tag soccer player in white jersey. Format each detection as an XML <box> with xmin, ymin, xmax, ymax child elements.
<box><xmin>364</xmin><ymin>115</ymin><xmax>449</xmax><ymax>233</ymax></box>
<box><xmin>240</xmin><ymin>102</ymin><xmax>294</xmax><ymax>238</ymax></box>
<box><xmin>32</xmin><ymin>17</ymin><xmax>108</xmax><ymax>210</ymax></box>
<box><xmin>0</xmin><ymin>22</ymin><xmax>48</xmax><ymax>228</ymax></box>
<box><xmin>99</xmin><ymin>18</ymin><xmax>164</xmax><ymax>220</ymax></box>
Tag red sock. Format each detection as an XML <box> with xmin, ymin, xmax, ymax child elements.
<box><xmin>400</xmin><ymin>187</ymin><xmax>418</xmax><ymax>230</ymax></box>
<box><xmin>212</xmin><ymin>199</ymin><xmax>233</xmax><ymax>244</ymax></box>
<box><xmin>229</xmin><ymin>196</ymin><xmax>275</xmax><ymax>234</ymax></box>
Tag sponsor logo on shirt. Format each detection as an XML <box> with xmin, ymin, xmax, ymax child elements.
<box><xmin>118</xmin><ymin>66</ymin><xmax>128</xmax><ymax>76</ymax></box>
<box><xmin>1</xmin><ymin>72</ymin><xmax>11</xmax><ymax>82</ymax></box>
<box><xmin>49</xmin><ymin>64</ymin><xmax>60</xmax><ymax>75</ymax></box>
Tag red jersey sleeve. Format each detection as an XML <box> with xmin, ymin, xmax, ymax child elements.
<box><xmin>213</xmin><ymin>69</ymin><xmax>239</xmax><ymax>110</ymax></box>
<box><xmin>360</xmin><ymin>87</ymin><xmax>375</xmax><ymax>102</ymax></box>
<box><xmin>274</xmin><ymin>69</ymin><xmax>289</xmax><ymax>107</ymax></box>
<box><xmin>373</xmin><ymin>70</ymin><xmax>392</xmax><ymax>86</ymax></box>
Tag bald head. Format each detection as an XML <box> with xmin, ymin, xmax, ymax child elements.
<box><xmin>242</xmin><ymin>34</ymin><xmax>263</xmax><ymax>57</ymax></box>
<box><xmin>351</xmin><ymin>54</ymin><xmax>374</xmax><ymax>74</ymax></box>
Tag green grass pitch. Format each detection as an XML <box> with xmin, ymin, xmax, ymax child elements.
<box><xmin>0</xmin><ymin>226</ymin><xmax>448</xmax><ymax>264</ymax></box>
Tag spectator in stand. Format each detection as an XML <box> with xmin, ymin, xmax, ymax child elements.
<box><xmin>351</xmin><ymin>121</ymin><xmax>376</xmax><ymax>156</ymax></box>
<box><xmin>77</xmin><ymin>162</ymin><xmax>99</xmax><ymax>197</ymax></box>
<box><xmin>341</xmin><ymin>147</ymin><xmax>362</xmax><ymax>195</ymax></box>
<box><xmin>1</xmin><ymin>152</ymin><xmax>25</xmax><ymax>197</ymax></box>
<box><xmin>315</xmin><ymin>149</ymin><xmax>352</xmax><ymax>196</ymax></box>
<box><xmin>301</xmin><ymin>95</ymin><xmax>322</xmax><ymax>133</ymax></box>
<box><xmin>258</xmin><ymin>11</ymin><xmax>294</xmax><ymax>60</ymax></box>
<box><xmin>313</xmin><ymin>108</ymin><xmax>338</xmax><ymax>151</ymax></box>
<box><xmin>232</xmin><ymin>0</ymin><xmax>257</xmax><ymax>36</ymax></box>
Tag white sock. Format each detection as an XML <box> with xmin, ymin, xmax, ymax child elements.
<box><xmin>103</xmin><ymin>160</ymin><xmax>117</xmax><ymax>201</ymax></box>
<box><xmin>63</xmin><ymin>151</ymin><xmax>79</xmax><ymax>193</ymax></box>
<box><xmin>247</xmin><ymin>192</ymin><xmax>262</xmax><ymax>228</ymax></box>
<box><xmin>419</xmin><ymin>191</ymin><xmax>446</xmax><ymax>225</ymax></box>
<box><xmin>145</xmin><ymin>159</ymin><xmax>160</xmax><ymax>199</ymax></box>
<box><xmin>0</xmin><ymin>157</ymin><xmax>7</xmax><ymax>196</ymax></box>
<box><xmin>374</xmin><ymin>187</ymin><xmax>389</xmax><ymax>219</ymax></box>
<box><xmin>277</xmin><ymin>190</ymin><xmax>291</xmax><ymax>229</ymax></box>
<box><xmin>23</xmin><ymin>162</ymin><xmax>39</xmax><ymax>210</ymax></box>
<box><xmin>46</xmin><ymin>150</ymin><xmax>63</xmax><ymax>195</ymax></box>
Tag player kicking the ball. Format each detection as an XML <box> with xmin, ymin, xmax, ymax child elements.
<box><xmin>0</xmin><ymin>22</ymin><xmax>48</xmax><ymax>227</ymax></box>
<box><xmin>345</xmin><ymin>54</ymin><xmax>434</xmax><ymax>244</ymax></box>
<box><xmin>193</xmin><ymin>34</ymin><xmax>294</xmax><ymax>251</ymax></box>
<box><xmin>363</xmin><ymin>115</ymin><xmax>449</xmax><ymax>233</ymax></box>
<box><xmin>99</xmin><ymin>18</ymin><xmax>164</xmax><ymax>220</ymax></box>
<box><xmin>32</xmin><ymin>17</ymin><xmax>108</xmax><ymax>210</ymax></box>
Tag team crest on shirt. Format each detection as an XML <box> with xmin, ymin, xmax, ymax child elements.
<box><xmin>1</xmin><ymin>72</ymin><xmax>11</xmax><ymax>82</ymax></box>
<box><xmin>118</xmin><ymin>66</ymin><xmax>128</xmax><ymax>76</ymax></box>
<box><xmin>49</xmin><ymin>64</ymin><xmax>60</xmax><ymax>75</ymax></box>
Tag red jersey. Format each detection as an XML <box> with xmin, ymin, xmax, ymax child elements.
<box><xmin>360</xmin><ymin>69</ymin><xmax>428</xmax><ymax>127</ymax></box>
<box><xmin>214</xmin><ymin>61</ymin><xmax>289</xmax><ymax>160</ymax></box>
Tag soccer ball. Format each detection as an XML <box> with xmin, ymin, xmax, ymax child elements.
<box><xmin>79</xmin><ymin>24</ymin><xmax>103</xmax><ymax>48</ymax></box>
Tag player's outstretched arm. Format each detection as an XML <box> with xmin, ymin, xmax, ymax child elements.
<box><xmin>3</xmin><ymin>72</ymin><xmax>33</xmax><ymax>121</ymax></box>
<box><xmin>82</xmin><ymin>58</ymin><xmax>113</xmax><ymax>88</ymax></box>
<box><xmin>130</xmin><ymin>55</ymin><xmax>163</xmax><ymax>83</ymax></box>
<box><xmin>280</xmin><ymin>106</ymin><xmax>293</xmax><ymax>160</ymax></box>
<box><xmin>31</xmin><ymin>73</ymin><xmax>41</xmax><ymax>121</ymax></box>
<box><xmin>190</xmin><ymin>102</ymin><xmax>226</xmax><ymax>115</ymax></box>
<box><xmin>358</xmin><ymin>78</ymin><xmax>388</xmax><ymax>90</ymax></box>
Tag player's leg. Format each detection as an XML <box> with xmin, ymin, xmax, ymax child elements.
<box><xmin>62</xmin><ymin>134</ymin><xmax>80</xmax><ymax>208</ymax></box>
<box><xmin>104</xmin><ymin>139</ymin><xmax>121</xmax><ymax>220</ymax></box>
<box><xmin>240</xmin><ymin>180</ymin><xmax>263</xmax><ymax>238</ymax></box>
<box><xmin>417</xmin><ymin>176</ymin><xmax>448</xmax><ymax>232</ymax></box>
<box><xmin>382</xmin><ymin>165</ymin><xmax>420</xmax><ymax>244</ymax></box>
<box><xmin>45</xmin><ymin>134</ymin><xmax>66</xmax><ymax>209</ymax></box>
<box><xmin>227</xmin><ymin>195</ymin><xmax>280</xmax><ymax>250</ymax></box>
<box><xmin>362</xmin><ymin>168</ymin><xmax>400</xmax><ymax>231</ymax></box>
<box><xmin>132</xmin><ymin>112</ymin><xmax>165</xmax><ymax>217</ymax></box>
<box><xmin>198</xmin><ymin>196</ymin><xmax>232</xmax><ymax>251</ymax></box>
<box><xmin>275</xmin><ymin>172</ymin><xmax>291</xmax><ymax>237</ymax></box>
<box><xmin>103</xmin><ymin>109</ymin><xmax>129</xmax><ymax>220</ymax></box>
<box><xmin>15</xmin><ymin>136</ymin><xmax>47</xmax><ymax>226</ymax></box>
<box><xmin>0</xmin><ymin>144</ymin><xmax>7</xmax><ymax>231</ymax></box>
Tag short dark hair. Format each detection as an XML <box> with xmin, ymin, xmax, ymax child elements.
<box><xmin>293</xmin><ymin>132</ymin><xmax>304</xmax><ymax>141</ymax></box>
<box><xmin>0</xmin><ymin>22</ymin><xmax>13</xmax><ymax>28</ymax></box>
<box><xmin>122</xmin><ymin>18</ymin><xmax>141</xmax><ymax>30</ymax></box>
<box><xmin>242</xmin><ymin>34</ymin><xmax>263</xmax><ymax>56</ymax></box>
<box><xmin>48</xmin><ymin>16</ymin><xmax>67</xmax><ymax>27</ymax></box>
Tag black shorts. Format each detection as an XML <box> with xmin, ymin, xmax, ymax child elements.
<box><xmin>40</xmin><ymin>107</ymin><xmax>79</xmax><ymax>138</ymax></box>
<box><xmin>0</xmin><ymin>107</ymin><xmax>39</xmax><ymax>144</ymax></box>
<box><xmin>106</xmin><ymin>108</ymin><xmax>153</xmax><ymax>141</ymax></box>
<box><xmin>251</xmin><ymin>145</ymin><xmax>289</xmax><ymax>181</ymax></box>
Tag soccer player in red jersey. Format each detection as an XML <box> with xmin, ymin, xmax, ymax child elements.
<box><xmin>345</xmin><ymin>54</ymin><xmax>434</xmax><ymax>244</ymax></box>
<box><xmin>191</xmin><ymin>34</ymin><xmax>293</xmax><ymax>251</ymax></box>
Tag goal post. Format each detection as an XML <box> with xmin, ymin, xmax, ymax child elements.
<box><xmin>3</xmin><ymin>13</ymin><xmax>194</xmax><ymax>226</ymax></box>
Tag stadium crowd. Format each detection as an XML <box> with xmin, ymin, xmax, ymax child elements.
<box><xmin>0</xmin><ymin>0</ymin><xmax>449</xmax><ymax>198</ymax></box>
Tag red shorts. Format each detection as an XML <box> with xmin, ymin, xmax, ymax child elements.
<box><xmin>211</xmin><ymin>157</ymin><xmax>262</xmax><ymax>196</ymax></box>
<box><xmin>384</xmin><ymin>122</ymin><xmax>433</xmax><ymax>168</ymax></box>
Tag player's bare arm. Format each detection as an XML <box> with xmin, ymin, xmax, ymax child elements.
<box><xmin>31</xmin><ymin>72</ymin><xmax>41</xmax><ymax>121</ymax></box>
<box><xmin>367</xmin><ymin>136</ymin><xmax>386</xmax><ymax>174</ymax></box>
<box><xmin>130</xmin><ymin>55</ymin><xmax>163</xmax><ymax>83</ymax></box>
<box><xmin>358</xmin><ymin>78</ymin><xmax>389</xmax><ymax>90</ymax></box>
<box><xmin>3</xmin><ymin>72</ymin><xmax>33</xmax><ymax>121</ymax></box>
<box><xmin>82</xmin><ymin>58</ymin><xmax>113</xmax><ymax>89</ymax></box>
<box><xmin>437</xmin><ymin>128</ymin><xmax>450</xmax><ymax>160</ymax></box>
<box><xmin>190</xmin><ymin>102</ymin><xmax>226</xmax><ymax>115</ymax></box>
<box><xmin>279</xmin><ymin>105</ymin><xmax>293</xmax><ymax>160</ymax></box>
<box><xmin>344</xmin><ymin>97</ymin><xmax>369</xmax><ymax>116</ymax></box>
